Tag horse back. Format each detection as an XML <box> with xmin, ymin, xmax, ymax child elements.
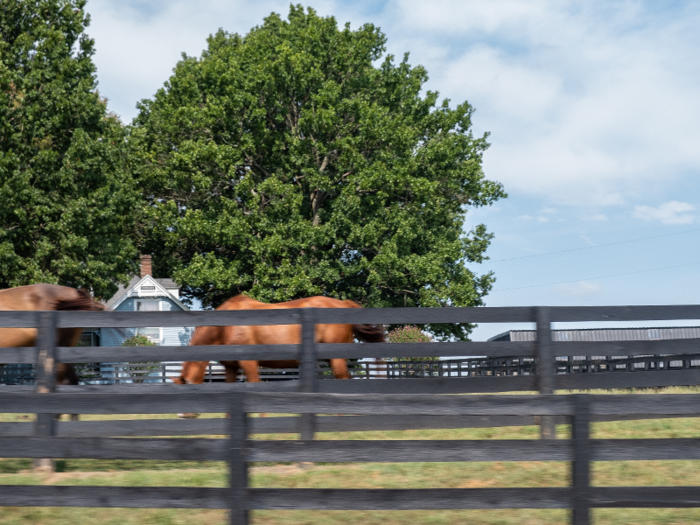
<box><xmin>205</xmin><ymin>295</ymin><xmax>358</xmax><ymax>345</ymax></box>
<box><xmin>0</xmin><ymin>284</ymin><xmax>99</xmax><ymax>312</ymax></box>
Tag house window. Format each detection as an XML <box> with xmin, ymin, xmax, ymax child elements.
<box><xmin>137</xmin><ymin>327</ymin><xmax>161</xmax><ymax>343</ymax></box>
<box><xmin>135</xmin><ymin>300</ymin><xmax>161</xmax><ymax>343</ymax></box>
<box><xmin>136</xmin><ymin>300</ymin><xmax>160</xmax><ymax>311</ymax></box>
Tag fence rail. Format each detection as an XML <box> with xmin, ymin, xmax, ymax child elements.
<box><xmin>3</xmin><ymin>303</ymin><xmax>700</xmax><ymax>328</ymax></box>
<box><xmin>2</xmin><ymin>391</ymin><xmax>700</xmax><ymax>524</ymax></box>
<box><xmin>3</xmin><ymin>304</ymin><xmax>700</xmax><ymax>524</ymax></box>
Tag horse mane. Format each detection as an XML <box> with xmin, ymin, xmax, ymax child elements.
<box><xmin>55</xmin><ymin>289</ymin><xmax>104</xmax><ymax>311</ymax></box>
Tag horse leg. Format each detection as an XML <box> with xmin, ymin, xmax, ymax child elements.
<box><xmin>57</xmin><ymin>329</ymin><xmax>83</xmax><ymax>421</ymax></box>
<box><xmin>239</xmin><ymin>361</ymin><xmax>266</xmax><ymax>416</ymax></box>
<box><xmin>55</xmin><ymin>363</ymin><xmax>80</xmax><ymax>421</ymax></box>
<box><xmin>175</xmin><ymin>361</ymin><xmax>209</xmax><ymax>418</ymax></box>
<box><xmin>221</xmin><ymin>360</ymin><xmax>240</xmax><ymax>382</ymax></box>
<box><xmin>239</xmin><ymin>360</ymin><xmax>261</xmax><ymax>382</ymax></box>
<box><xmin>174</xmin><ymin>361</ymin><xmax>208</xmax><ymax>384</ymax></box>
<box><xmin>329</xmin><ymin>358</ymin><xmax>350</xmax><ymax>379</ymax></box>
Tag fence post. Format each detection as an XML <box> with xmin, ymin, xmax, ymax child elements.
<box><xmin>536</xmin><ymin>307</ymin><xmax>557</xmax><ymax>439</ymax></box>
<box><xmin>571</xmin><ymin>394</ymin><xmax>591</xmax><ymax>525</ymax></box>
<box><xmin>299</xmin><ymin>308</ymin><xmax>318</xmax><ymax>440</ymax></box>
<box><xmin>34</xmin><ymin>311</ymin><xmax>57</xmax><ymax>473</ymax></box>
<box><xmin>229</xmin><ymin>392</ymin><xmax>249</xmax><ymax>525</ymax></box>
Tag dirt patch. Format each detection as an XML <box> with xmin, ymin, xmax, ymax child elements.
<box><xmin>455</xmin><ymin>479</ymin><xmax>497</xmax><ymax>488</ymax></box>
<box><xmin>40</xmin><ymin>471</ymin><xmax>116</xmax><ymax>485</ymax></box>
<box><xmin>251</xmin><ymin>464</ymin><xmax>308</xmax><ymax>476</ymax></box>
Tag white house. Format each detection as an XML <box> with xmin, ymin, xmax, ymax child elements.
<box><xmin>74</xmin><ymin>256</ymin><xmax>195</xmax><ymax>384</ymax></box>
<box><xmin>96</xmin><ymin>256</ymin><xmax>193</xmax><ymax>347</ymax></box>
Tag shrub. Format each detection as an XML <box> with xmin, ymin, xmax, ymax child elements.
<box><xmin>386</xmin><ymin>326</ymin><xmax>432</xmax><ymax>344</ymax></box>
<box><xmin>386</xmin><ymin>326</ymin><xmax>439</xmax><ymax>377</ymax></box>
<box><xmin>122</xmin><ymin>334</ymin><xmax>156</xmax><ymax>347</ymax></box>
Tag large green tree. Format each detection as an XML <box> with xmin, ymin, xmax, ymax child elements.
<box><xmin>135</xmin><ymin>6</ymin><xmax>505</xmax><ymax>339</ymax></box>
<box><xmin>0</xmin><ymin>0</ymin><xmax>139</xmax><ymax>299</ymax></box>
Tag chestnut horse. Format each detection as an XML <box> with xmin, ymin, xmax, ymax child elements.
<box><xmin>0</xmin><ymin>284</ymin><xmax>103</xmax><ymax>398</ymax></box>
<box><xmin>174</xmin><ymin>295</ymin><xmax>385</xmax><ymax>385</ymax></box>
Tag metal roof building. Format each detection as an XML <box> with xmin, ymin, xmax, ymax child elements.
<box><xmin>489</xmin><ymin>326</ymin><xmax>700</xmax><ymax>343</ymax></box>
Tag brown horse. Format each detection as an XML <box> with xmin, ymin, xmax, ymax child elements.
<box><xmin>0</xmin><ymin>284</ymin><xmax>103</xmax><ymax>399</ymax></box>
<box><xmin>174</xmin><ymin>295</ymin><xmax>385</xmax><ymax>385</ymax></box>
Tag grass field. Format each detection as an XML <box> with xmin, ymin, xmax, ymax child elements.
<box><xmin>2</xmin><ymin>387</ymin><xmax>700</xmax><ymax>524</ymax></box>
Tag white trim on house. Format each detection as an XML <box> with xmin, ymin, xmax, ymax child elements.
<box><xmin>109</xmin><ymin>275</ymin><xmax>189</xmax><ymax>312</ymax></box>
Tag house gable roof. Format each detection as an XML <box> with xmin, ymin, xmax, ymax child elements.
<box><xmin>105</xmin><ymin>275</ymin><xmax>189</xmax><ymax>311</ymax></box>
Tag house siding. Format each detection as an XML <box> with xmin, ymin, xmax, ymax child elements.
<box><xmin>100</xmin><ymin>296</ymin><xmax>193</xmax><ymax>347</ymax></box>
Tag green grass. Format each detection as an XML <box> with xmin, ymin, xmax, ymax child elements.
<box><xmin>2</xmin><ymin>386</ymin><xmax>700</xmax><ymax>523</ymax></box>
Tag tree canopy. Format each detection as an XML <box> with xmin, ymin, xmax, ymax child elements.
<box><xmin>134</xmin><ymin>5</ymin><xmax>506</xmax><ymax>339</ymax></box>
<box><xmin>0</xmin><ymin>0</ymin><xmax>139</xmax><ymax>299</ymax></box>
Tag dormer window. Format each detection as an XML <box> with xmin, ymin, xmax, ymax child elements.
<box><xmin>136</xmin><ymin>300</ymin><xmax>160</xmax><ymax>311</ymax></box>
<box><xmin>135</xmin><ymin>299</ymin><xmax>162</xmax><ymax>343</ymax></box>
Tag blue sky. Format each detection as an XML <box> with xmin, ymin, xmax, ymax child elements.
<box><xmin>86</xmin><ymin>0</ymin><xmax>700</xmax><ymax>340</ymax></box>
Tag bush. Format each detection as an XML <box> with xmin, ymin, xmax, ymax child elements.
<box><xmin>386</xmin><ymin>326</ymin><xmax>432</xmax><ymax>344</ymax></box>
<box><xmin>386</xmin><ymin>326</ymin><xmax>439</xmax><ymax>377</ymax></box>
<box><xmin>122</xmin><ymin>334</ymin><xmax>156</xmax><ymax>347</ymax></box>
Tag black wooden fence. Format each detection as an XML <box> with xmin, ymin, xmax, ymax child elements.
<box><xmin>3</xmin><ymin>390</ymin><xmax>700</xmax><ymax>525</ymax></box>
<box><xmin>3</xmin><ymin>305</ymin><xmax>700</xmax><ymax>524</ymax></box>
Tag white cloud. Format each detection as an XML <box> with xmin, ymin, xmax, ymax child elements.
<box><xmin>581</xmin><ymin>213</ymin><xmax>608</xmax><ymax>221</ymax></box>
<box><xmin>579</xmin><ymin>234</ymin><xmax>597</xmax><ymax>246</ymax></box>
<box><xmin>88</xmin><ymin>0</ymin><xmax>357</xmax><ymax>122</ymax></box>
<box><xmin>632</xmin><ymin>201</ymin><xmax>695</xmax><ymax>224</ymax></box>
<box><xmin>85</xmin><ymin>0</ymin><xmax>700</xmax><ymax>210</ymax></box>
<box><xmin>383</xmin><ymin>1</ymin><xmax>700</xmax><ymax>207</ymax></box>
<box><xmin>518</xmin><ymin>214</ymin><xmax>549</xmax><ymax>222</ymax></box>
<box><xmin>554</xmin><ymin>281</ymin><xmax>602</xmax><ymax>297</ymax></box>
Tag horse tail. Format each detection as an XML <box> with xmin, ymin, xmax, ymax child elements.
<box><xmin>55</xmin><ymin>289</ymin><xmax>104</xmax><ymax>311</ymax></box>
<box><xmin>57</xmin><ymin>363</ymin><xmax>79</xmax><ymax>386</ymax></box>
<box><xmin>352</xmin><ymin>323</ymin><xmax>386</xmax><ymax>343</ymax></box>
<box><xmin>342</xmin><ymin>299</ymin><xmax>386</xmax><ymax>343</ymax></box>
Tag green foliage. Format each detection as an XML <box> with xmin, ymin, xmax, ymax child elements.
<box><xmin>122</xmin><ymin>334</ymin><xmax>156</xmax><ymax>347</ymax></box>
<box><xmin>133</xmin><ymin>5</ymin><xmax>506</xmax><ymax>339</ymax></box>
<box><xmin>386</xmin><ymin>325</ymin><xmax>432</xmax><ymax>344</ymax></box>
<box><xmin>0</xmin><ymin>0</ymin><xmax>140</xmax><ymax>299</ymax></box>
<box><xmin>386</xmin><ymin>325</ymin><xmax>438</xmax><ymax>377</ymax></box>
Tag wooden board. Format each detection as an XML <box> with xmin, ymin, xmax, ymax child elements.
<box><xmin>590</xmin><ymin>486</ymin><xmax>700</xmax><ymax>508</ymax></box>
<box><xmin>0</xmin><ymin>437</ymin><xmax>226</xmax><ymax>460</ymax></box>
<box><xmin>244</xmin><ymin>393</ymin><xmax>573</xmax><ymax>416</ymax></box>
<box><xmin>248</xmin><ymin>439</ymin><xmax>569</xmax><ymax>463</ymax></box>
<box><xmin>556</xmin><ymin>369</ymin><xmax>700</xmax><ymax>390</ymax></box>
<box><xmin>55</xmin><ymin>344</ymin><xmax>299</xmax><ymax>363</ymax></box>
<box><xmin>2</xmin><ymin>303</ymin><xmax>700</xmax><ymax>328</ymax></box>
<box><xmin>317</xmin><ymin>341</ymin><xmax>536</xmax><ymax>359</ymax></box>
<box><xmin>0</xmin><ymin>486</ymin><xmax>227</xmax><ymax>508</ymax></box>
<box><xmin>4</xmin><ymin>391</ymin><xmax>700</xmax><ymax>417</ymax></box>
<box><xmin>1</xmin><ymin>413</ymin><xmax>692</xmax><ymax>437</ymax></box>
<box><xmin>248</xmin><ymin>488</ymin><xmax>571</xmax><ymax>510</ymax></box>
<box><xmin>316</xmin><ymin>376</ymin><xmax>537</xmax><ymax>394</ymax></box>
<box><xmin>551</xmin><ymin>339</ymin><xmax>700</xmax><ymax>357</ymax></box>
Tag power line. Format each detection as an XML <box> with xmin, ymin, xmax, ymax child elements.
<box><xmin>491</xmin><ymin>260</ymin><xmax>700</xmax><ymax>293</ymax></box>
<box><xmin>490</xmin><ymin>227</ymin><xmax>700</xmax><ymax>263</ymax></box>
